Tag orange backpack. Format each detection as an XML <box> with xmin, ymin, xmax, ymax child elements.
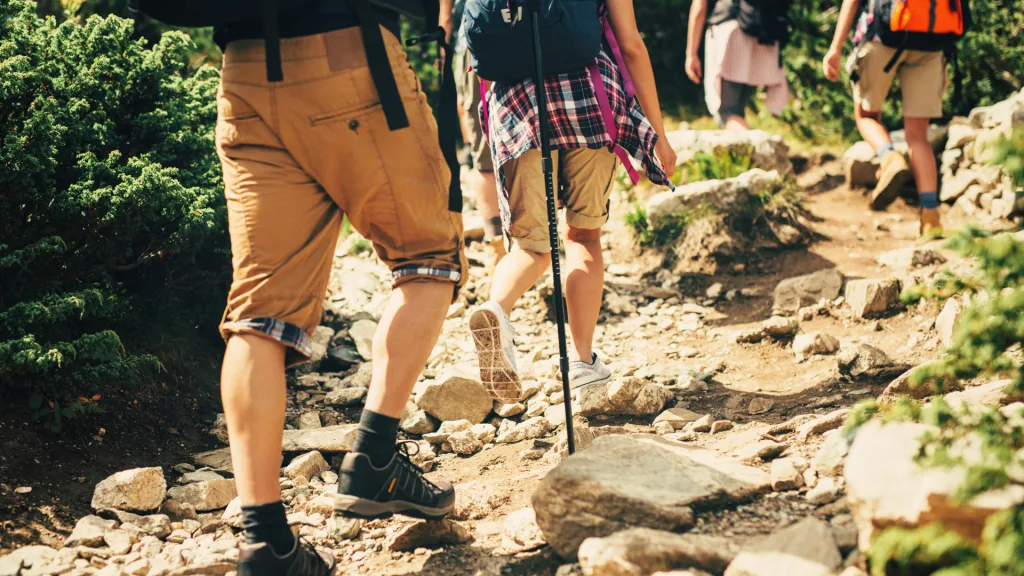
<box><xmin>870</xmin><ymin>0</ymin><xmax>970</xmax><ymax>54</ymax></box>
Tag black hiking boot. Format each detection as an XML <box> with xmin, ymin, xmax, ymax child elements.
<box><xmin>334</xmin><ymin>441</ymin><xmax>455</xmax><ymax>520</ymax></box>
<box><xmin>236</xmin><ymin>537</ymin><xmax>335</xmax><ymax>576</ymax></box>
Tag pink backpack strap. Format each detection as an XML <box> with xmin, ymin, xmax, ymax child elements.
<box><xmin>599</xmin><ymin>3</ymin><xmax>635</xmax><ymax>100</ymax></box>
<box><xmin>479</xmin><ymin>77</ymin><xmax>489</xmax><ymax>140</ymax></box>
<box><xmin>588</xmin><ymin>60</ymin><xmax>640</xmax><ymax>185</ymax></box>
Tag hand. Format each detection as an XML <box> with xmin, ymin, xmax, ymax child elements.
<box><xmin>685</xmin><ymin>54</ymin><xmax>702</xmax><ymax>84</ymax></box>
<box><xmin>823</xmin><ymin>47</ymin><xmax>842</xmax><ymax>82</ymax></box>
<box><xmin>655</xmin><ymin>138</ymin><xmax>677</xmax><ymax>179</ymax></box>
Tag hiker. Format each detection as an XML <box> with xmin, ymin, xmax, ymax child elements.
<box><xmin>823</xmin><ymin>0</ymin><xmax>968</xmax><ymax>235</ymax></box>
<box><xmin>466</xmin><ymin>0</ymin><xmax>677</xmax><ymax>401</ymax></box>
<box><xmin>685</xmin><ymin>0</ymin><xmax>790</xmax><ymax>131</ymax></box>
<box><xmin>450</xmin><ymin>0</ymin><xmax>507</xmax><ymax>271</ymax></box>
<box><xmin>205</xmin><ymin>2</ymin><xmax>467</xmax><ymax>574</ymax></box>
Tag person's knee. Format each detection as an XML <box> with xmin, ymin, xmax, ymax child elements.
<box><xmin>567</xmin><ymin>226</ymin><xmax>602</xmax><ymax>243</ymax></box>
<box><xmin>903</xmin><ymin>118</ymin><xmax>930</xmax><ymax>143</ymax></box>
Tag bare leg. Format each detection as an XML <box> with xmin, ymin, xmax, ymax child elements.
<box><xmin>221</xmin><ymin>334</ymin><xmax>288</xmax><ymax>506</ymax></box>
<box><xmin>476</xmin><ymin>170</ymin><xmax>501</xmax><ymax>222</ymax></box>
<box><xmin>364</xmin><ymin>281</ymin><xmax>453</xmax><ymax>418</ymax></box>
<box><xmin>564</xmin><ymin>226</ymin><xmax>603</xmax><ymax>361</ymax></box>
<box><xmin>903</xmin><ymin>117</ymin><xmax>937</xmax><ymax>193</ymax></box>
<box><xmin>855</xmin><ymin>103</ymin><xmax>892</xmax><ymax>151</ymax></box>
<box><xmin>724</xmin><ymin>115</ymin><xmax>750</xmax><ymax>131</ymax></box>
<box><xmin>490</xmin><ymin>246</ymin><xmax>550</xmax><ymax>316</ymax></box>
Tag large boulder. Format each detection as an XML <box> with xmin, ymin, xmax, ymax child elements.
<box><xmin>578</xmin><ymin>528</ymin><xmax>738</xmax><ymax>576</ymax></box>
<box><xmin>647</xmin><ymin>169</ymin><xmax>782</xmax><ymax>229</ymax></box>
<box><xmin>532</xmin><ymin>435</ymin><xmax>770</xmax><ymax>558</ymax></box>
<box><xmin>845</xmin><ymin>421</ymin><xmax>1024</xmax><ymax>549</ymax></box>
<box><xmin>92</xmin><ymin>467</ymin><xmax>167</xmax><ymax>512</ymax></box>
<box><xmin>416</xmin><ymin>370</ymin><xmax>494</xmax><ymax>424</ymax></box>
<box><xmin>724</xmin><ymin>518</ymin><xmax>842</xmax><ymax>576</ymax></box>
<box><xmin>578</xmin><ymin>379</ymin><xmax>674</xmax><ymax>417</ymax></box>
<box><xmin>772</xmin><ymin>269</ymin><xmax>845</xmax><ymax>315</ymax></box>
<box><xmin>667</xmin><ymin>129</ymin><xmax>792</xmax><ymax>175</ymax></box>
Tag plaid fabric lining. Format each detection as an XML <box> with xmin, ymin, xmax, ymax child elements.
<box><xmin>392</xmin><ymin>265</ymin><xmax>462</xmax><ymax>283</ymax></box>
<box><xmin>484</xmin><ymin>51</ymin><xmax>672</xmax><ymax>231</ymax></box>
<box><xmin>223</xmin><ymin>317</ymin><xmax>313</xmax><ymax>358</ymax></box>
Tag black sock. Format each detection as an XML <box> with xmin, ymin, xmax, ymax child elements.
<box><xmin>484</xmin><ymin>216</ymin><xmax>503</xmax><ymax>240</ymax></box>
<box><xmin>353</xmin><ymin>409</ymin><xmax>400</xmax><ymax>467</ymax></box>
<box><xmin>241</xmin><ymin>502</ymin><xmax>295</xmax><ymax>556</ymax></box>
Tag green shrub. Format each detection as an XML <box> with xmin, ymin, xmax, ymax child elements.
<box><xmin>0</xmin><ymin>0</ymin><xmax>226</xmax><ymax>429</ymax></box>
<box><xmin>672</xmin><ymin>147</ymin><xmax>753</xmax><ymax>186</ymax></box>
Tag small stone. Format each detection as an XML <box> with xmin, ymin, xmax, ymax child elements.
<box><xmin>102</xmin><ymin>529</ymin><xmax>137</xmax><ymax>555</ymax></box>
<box><xmin>654</xmin><ymin>408</ymin><xmax>704</xmax><ymax>430</ymax></box>
<box><xmin>333</xmin><ymin>516</ymin><xmax>361</xmax><ymax>540</ymax></box>
<box><xmin>283</xmin><ymin>451</ymin><xmax>331</xmax><ymax>482</ymax></box>
<box><xmin>706</xmin><ymin>283</ymin><xmax>724</xmax><ymax>300</ymax></box>
<box><xmin>448</xmin><ymin>430</ymin><xmax>485</xmax><ymax>456</ymax></box>
<box><xmin>806</xmin><ymin>477</ymin><xmax>840</xmax><ymax>505</ymax></box>
<box><xmin>797</xmin><ymin>409</ymin><xmax>850</xmax><ymax>443</ymax></box>
<box><xmin>654</xmin><ymin>421</ymin><xmax>675</xmax><ymax>435</ymax></box>
<box><xmin>837</xmin><ymin>344</ymin><xmax>899</xmax><ymax>379</ymax></box>
<box><xmin>417</xmin><ymin>370</ymin><xmax>494</xmax><ymax>424</ymax></box>
<box><xmin>773</xmin><ymin>269</ymin><xmax>845</xmax><ymax>315</ymax></box>
<box><xmin>877</xmin><ymin>246</ymin><xmax>947</xmax><ymax>270</ymax></box>
<box><xmin>692</xmin><ymin>415</ymin><xmax>713</xmax><ymax>433</ymax></box>
<box><xmin>935</xmin><ymin>297</ymin><xmax>963</xmax><ymax>349</ymax></box>
<box><xmin>724</xmin><ymin>517</ymin><xmax>842</xmax><ymax>575</ymax></box>
<box><xmin>297</xmin><ymin>412</ymin><xmax>322</xmax><ymax>430</ymax></box>
<box><xmin>813</xmin><ymin>431</ymin><xmax>851</xmax><ymax>477</ymax></box>
<box><xmin>92</xmin><ymin>468</ymin><xmax>167</xmax><ymax>512</ymax></box>
<box><xmin>770</xmin><ymin>459</ymin><xmax>805</xmax><ymax>492</ymax></box>
<box><xmin>165</xmin><ymin>479</ymin><xmax>237</xmax><ymax>512</ymax></box>
<box><xmin>400</xmin><ymin>410</ymin><xmax>438</xmax><ymax>436</ymax></box>
<box><xmin>844</xmin><ymin>278</ymin><xmax>902</xmax><ymax>319</ymax></box>
<box><xmin>747</xmin><ymin>398</ymin><xmax>774</xmax><ymax>415</ymax></box>
<box><xmin>761</xmin><ymin>316</ymin><xmax>799</xmax><ymax>338</ymax></box>
<box><xmin>793</xmin><ymin>332</ymin><xmax>840</xmax><ymax>360</ymax></box>
<box><xmin>496</xmin><ymin>417</ymin><xmax>553</xmax><ymax>444</ymax></box>
<box><xmin>494</xmin><ymin>401</ymin><xmax>526</xmax><ymax>418</ymax></box>
<box><xmin>387</xmin><ymin>520</ymin><xmax>473</xmax><ymax>552</ymax></box>
<box><xmin>710</xmin><ymin>420</ymin><xmax>734</xmax><ymax>434</ymax></box>
<box><xmin>500</xmin><ymin>508</ymin><xmax>547</xmax><ymax>554</ymax></box>
<box><xmin>324</xmin><ymin>386</ymin><xmax>367</xmax><ymax>406</ymax></box>
<box><xmin>423</xmin><ymin>419</ymin><xmax>472</xmax><ymax>445</ymax></box>
<box><xmin>65</xmin><ymin>516</ymin><xmax>118</xmax><ymax>548</ymax></box>
<box><xmin>106</xmin><ymin>511</ymin><xmax>171</xmax><ymax>539</ymax></box>
<box><xmin>350</xmin><ymin>319</ymin><xmax>378</xmax><ymax>360</ymax></box>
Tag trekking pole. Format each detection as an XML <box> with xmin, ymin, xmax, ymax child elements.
<box><xmin>526</xmin><ymin>0</ymin><xmax>575</xmax><ymax>455</ymax></box>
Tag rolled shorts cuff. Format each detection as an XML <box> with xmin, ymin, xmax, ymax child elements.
<box><xmin>509</xmin><ymin>236</ymin><xmax>553</xmax><ymax>254</ymax></box>
<box><xmin>221</xmin><ymin>317</ymin><xmax>313</xmax><ymax>365</ymax></box>
<box><xmin>565</xmin><ymin>208</ymin><xmax>608</xmax><ymax>230</ymax></box>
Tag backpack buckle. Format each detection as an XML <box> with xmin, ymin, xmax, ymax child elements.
<box><xmin>501</xmin><ymin>5</ymin><xmax>523</xmax><ymax>25</ymax></box>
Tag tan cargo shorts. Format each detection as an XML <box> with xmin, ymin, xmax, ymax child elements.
<box><xmin>847</xmin><ymin>41</ymin><xmax>947</xmax><ymax>119</ymax></box>
<box><xmin>453</xmin><ymin>48</ymin><xmax>493</xmax><ymax>172</ymax></box>
<box><xmin>216</xmin><ymin>27</ymin><xmax>466</xmax><ymax>365</ymax></box>
<box><xmin>501</xmin><ymin>148</ymin><xmax>618</xmax><ymax>253</ymax></box>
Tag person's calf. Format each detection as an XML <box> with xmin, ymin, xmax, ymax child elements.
<box><xmin>490</xmin><ymin>246</ymin><xmax>550</xmax><ymax>316</ymax></box>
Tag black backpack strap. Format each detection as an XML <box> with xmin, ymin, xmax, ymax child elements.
<box><xmin>947</xmin><ymin>45</ymin><xmax>966</xmax><ymax>111</ymax></box>
<box><xmin>882</xmin><ymin>44</ymin><xmax>905</xmax><ymax>74</ymax></box>
<box><xmin>262</xmin><ymin>0</ymin><xmax>283</xmax><ymax>81</ymax></box>
<box><xmin>351</xmin><ymin>0</ymin><xmax>410</xmax><ymax>130</ymax></box>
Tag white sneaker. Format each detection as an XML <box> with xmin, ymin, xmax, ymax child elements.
<box><xmin>468</xmin><ymin>301</ymin><xmax>522</xmax><ymax>403</ymax></box>
<box><xmin>568</xmin><ymin>353</ymin><xmax>611</xmax><ymax>389</ymax></box>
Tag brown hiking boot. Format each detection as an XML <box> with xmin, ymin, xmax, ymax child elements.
<box><xmin>484</xmin><ymin>236</ymin><xmax>507</xmax><ymax>273</ymax></box>
<box><xmin>870</xmin><ymin>151</ymin><xmax>912</xmax><ymax>210</ymax></box>
<box><xmin>920</xmin><ymin>208</ymin><xmax>943</xmax><ymax>238</ymax></box>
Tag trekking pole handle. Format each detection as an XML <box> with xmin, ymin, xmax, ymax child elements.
<box><xmin>406</xmin><ymin>27</ymin><xmax>446</xmax><ymax>47</ymax></box>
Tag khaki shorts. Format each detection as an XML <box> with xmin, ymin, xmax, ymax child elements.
<box><xmin>848</xmin><ymin>41</ymin><xmax>946</xmax><ymax>119</ymax></box>
<box><xmin>453</xmin><ymin>48</ymin><xmax>493</xmax><ymax>172</ymax></box>
<box><xmin>502</xmin><ymin>148</ymin><xmax>617</xmax><ymax>253</ymax></box>
<box><xmin>216</xmin><ymin>27</ymin><xmax>466</xmax><ymax>365</ymax></box>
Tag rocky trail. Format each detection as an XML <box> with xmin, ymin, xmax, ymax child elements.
<box><xmin>2</xmin><ymin>91</ymin><xmax>1023</xmax><ymax>576</ymax></box>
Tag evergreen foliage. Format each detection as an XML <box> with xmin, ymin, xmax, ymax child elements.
<box><xmin>0</xmin><ymin>0</ymin><xmax>226</xmax><ymax>429</ymax></box>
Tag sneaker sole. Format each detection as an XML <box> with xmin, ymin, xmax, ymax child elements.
<box><xmin>870</xmin><ymin>166</ymin><xmax>912</xmax><ymax>210</ymax></box>
<box><xmin>469</xmin><ymin>308</ymin><xmax>522</xmax><ymax>403</ymax></box>
<box><xmin>333</xmin><ymin>494</ymin><xmax>452</xmax><ymax>521</ymax></box>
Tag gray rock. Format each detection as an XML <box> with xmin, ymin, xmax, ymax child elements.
<box><xmin>453</xmin><ymin>479</ymin><xmax>511</xmax><ymax>520</ymax></box>
<box><xmin>944</xmin><ymin>379</ymin><xmax>1021</xmax><ymax>410</ymax></box>
<box><xmin>579</xmin><ymin>379</ymin><xmax>674</xmax><ymax>417</ymax></box>
<box><xmin>812</xmin><ymin>431</ymin><xmax>850</xmax><ymax>477</ymax></box>
<box><xmin>532</xmin><ymin>435</ymin><xmax>770</xmax><ymax>558</ymax></box>
<box><xmin>494</xmin><ymin>401</ymin><xmax>527</xmax><ymax>418</ymax></box>
<box><xmin>92</xmin><ymin>467</ymin><xmax>167</xmax><ymax>512</ymax></box>
<box><xmin>710</xmin><ymin>420</ymin><xmax>734</xmax><ymax>434</ymax></box>
<box><xmin>500</xmin><ymin>508</ymin><xmax>547</xmax><ymax>554</ymax></box>
<box><xmin>837</xmin><ymin>344</ymin><xmax>900</xmax><ymax>379</ymax></box>
<box><xmin>424</xmin><ymin>419</ymin><xmax>473</xmax><ymax>445</ymax></box>
<box><xmin>946</xmin><ymin>124</ymin><xmax>978</xmax><ymax>149</ymax></box>
<box><xmin>497</xmin><ymin>416</ymin><xmax>552</xmax><ymax>444</ymax></box>
<box><xmin>773</xmin><ymin>269</ymin><xmax>845</xmax><ymax>315</ymax></box>
<box><xmin>731</xmin><ymin>439</ymin><xmax>788</xmax><ymax>464</ymax></box>
<box><xmin>400</xmin><ymin>410</ymin><xmax>438</xmax><ymax>436</ymax></box>
<box><xmin>165</xmin><ymin>479</ymin><xmax>237</xmax><ymax>512</ymax></box>
<box><xmin>297</xmin><ymin>411</ymin><xmax>322</xmax><ymax>429</ymax></box>
<box><xmin>282</xmin><ymin>424</ymin><xmax>358</xmax><ymax>453</ymax></box>
<box><xmin>691</xmin><ymin>415</ymin><xmax>713</xmax><ymax>433</ymax></box>
<box><xmin>387</xmin><ymin>520</ymin><xmax>473</xmax><ymax>552</ymax></box>
<box><xmin>647</xmin><ymin>170</ymin><xmax>784</xmax><ymax>229</ymax></box>
<box><xmin>878</xmin><ymin>363</ymin><xmax>961</xmax><ymax>404</ymax></box>
<box><xmin>178</xmin><ymin>470</ymin><xmax>223</xmax><ymax>485</ymax></box>
<box><xmin>747</xmin><ymin>398</ymin><xmax>774</xmax><ymax>415</ymax></box>
<box><xmin>417</xmin><ymin>370</ymin><xmax>494</xmax><ymax>424</ymax></box>
<box><xmin>448</xmin><ymin>430</ymin><xmax>485</xmax><ymax>455</ymax></box>
<box><xmin>797</xmin><ymin>409</ymin><xmax>850</xmax><ymax>443</ymax></box>
<box><xmin>844</xmin><ymin>141</ymin><xmax>879</xmax><ymax>188</ymax></box>
<box><xmin>935</xmin><ymin>297</ymin><xmax>963</xmax><ymax>349</ymax></box>
<box><xmin>324</xmin><ymin>386</ymin><xmax>367</xmax><ymax>406</ymax></box>
<box><xmin>283</xmin><ymin>451</ymin><xmax>330</xmax><ymax>482</ymax></box>
<box><xmin>350</xmin><ymin>319</ymin><xmax>377</xmax><ymax>360</ymax></box>
<box><xmin>724</xmin><ymin>518</ymin><xmax>841</xmax><ymax>576</ymax></box>
<box><xmin>578</xmin><ymin>528</ymin><xmax>738</xmax><ymax>576</ymax></box>
<box><xmin>668</xmin><ymin>129</ymin><xmax>792</xmax><ymax>174</ymax></box>
<box><xmin>793</xmin><ymin>332</ymin><xmax>840</xmax><ymax>360</ymax></box>
<box><xmin>654</xmin><ymin>408</ymin><xmax>704</xmax><ymax>430</ymax></box>
<box><xmin>830</xmin><ymin>514</ymin><xmax>859</xmax><ymax>553</ymax></box>
<box><xmin>106</xmin><ymin>510</ymin><xmax>172</xmax><ymax>539</ymax></box>
<box><xmin>770</xmin><ymin>459</ymin><xmax>804</xmax><ymax>492</ymax></box>
<box><xmin>844</xmin><ymin>278</ymin><xmax>901</xmax><ymax>319</ymax></box>
<box><xmin>761</xmin><ymin>316</ymin><xmax>799</xmax><ymax>338</ymax></box>
<box><xmin>0</xmin><ymin>546</ymin><xmax>57</xmax><ymax>576</ymax></box>
<box><xmin>65</xmin><ymin>515</ymin><xmax>118</xmax><ymax>547</ymax></box>
<box><xmin>103</xmin><ymin>528</ymin><xmax>137</xmax><ymax>555</ymax></box>
<box><xmin>806</xmin><ymin>477</ymin><xmax>840</xmax><ymax>505</ymax></box>
<box><xmin>308</xmin><ymin>326</ymin><xmax>335</xmax><ymax>364</ymax></box>
<box><xmin>876</xmin><ymin>247</ymin><xmax>947</xmax><ymax>270</ymax></box>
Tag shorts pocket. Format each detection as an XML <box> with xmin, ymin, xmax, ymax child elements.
<box><xmin>309</xmin><ymin>102</ymin><xmax>382</xmax><ymax>127</ymax></box>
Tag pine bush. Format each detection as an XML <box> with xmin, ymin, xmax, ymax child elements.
<box><xmin>0</xmin><ymin>0</ymin><xmax>226</xmax><ymax>430</ymax></box>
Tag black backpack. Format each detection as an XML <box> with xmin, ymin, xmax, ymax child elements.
<box><xmin>707</xmin><ymin>0</ymin><xmax>792</xmax><ymax>47</ymax></box>
<box><xmin>130</xmin><ymin>0</ymin><xmax>463</xmax><ymax>213</ymax></box>
<box><xmin>461</xmin><ymin>0</ymin><xmax>602</xmax><ymax>84</ymax></box>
